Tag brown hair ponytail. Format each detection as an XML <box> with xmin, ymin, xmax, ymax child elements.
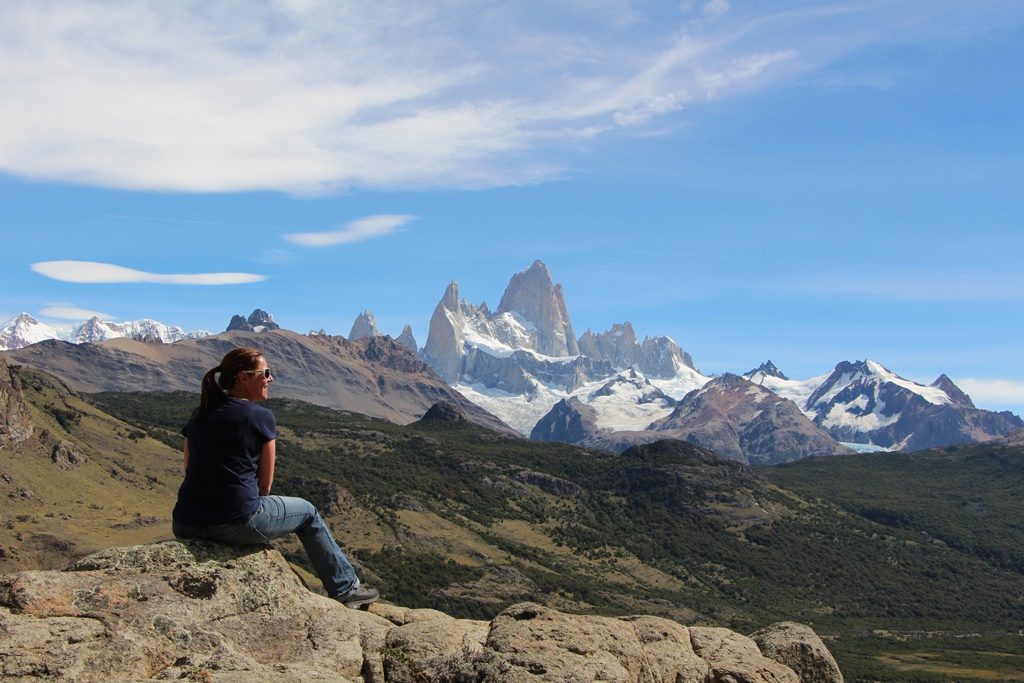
<box><xmin>191</xmin><ymin>347</ymin><xmax>264</xmax><ymax>419</ymax></box>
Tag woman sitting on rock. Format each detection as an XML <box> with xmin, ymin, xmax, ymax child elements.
<box><xmin>171</xmin><ymin>347</ymin><xmax>378</xmax><ymax>608</ymax></box>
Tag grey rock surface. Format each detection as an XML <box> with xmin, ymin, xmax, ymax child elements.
<box><xmin>0</xmin><ymin>358</ymin><xmax>33</xmax><ymax>448</ymax></box>
<box><xmin>495</xmin><ymin>260</ymin><xmax>579</xmax><ymax>357</ymax></box>
<box><xmin>751</xmin><ymin>621</ymin><xmax>844</xmax><ymax>683</ymax></box>
<box><xmin>690</xmin><ymin>626</ymin><xmax>800</xmax><ymax>683</ymax></box>
<box><xmin>395</xmin><ymin>324</ymin><xmax>418</xmax><ymax>353</ymax></box>
<box><xmin>0</xmin><ymin>542</ymin><xmax>841</xmax><ymax>683</ymax></box>
<box><xmin>530</xmin><ymin>396</ymin><xmax>602</xmax><ymax>444</ymax></box>
<box><xmin>349</xmin><ymin>309</ymin><xmax>379</xmax><ymax>341</ymax></box>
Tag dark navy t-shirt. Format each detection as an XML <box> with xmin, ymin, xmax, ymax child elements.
<box><xmin>172</xmin><ymin>398</ymin><xmax>276</xmax><ymax>526</ymax></box>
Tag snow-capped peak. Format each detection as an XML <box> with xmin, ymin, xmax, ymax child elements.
<box><xmin>0</xmin><ymin>313</ymin><xmax>207</xmax><ymax>350</ymax></box>
<box><xmin>0</xmin><ymin>313</ymin><xmax>72</xmax><ymax>351</ymax></box>
<box><xmin>809</xmin><ymin>359</ymin><xmax>952</xmax><ymax>409</ymax></box>
<box><xmin>744</xmin><ymin>360</ymin><xmax>788</xmax><ymax>381</ymax></box>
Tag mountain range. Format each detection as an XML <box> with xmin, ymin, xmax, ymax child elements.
<box><xmin>4</xmin><ymin>260</ymin><xmax>1021</xmax><ymax>462</ymax></box>
<box><xmin>416</xmin><ymin>260</ymin><xmax>1021</xmax><ymax>461</ymax></box>
<box><xmin>0</xmin><ymin>313</ymin><xmax>209</xmax><ymax>350</ymax></box>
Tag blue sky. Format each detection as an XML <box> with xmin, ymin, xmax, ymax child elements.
<box><xmin>1</xmin><ymin>1</ymin><xmax>1022</xmax><ymax>416</ymax></box>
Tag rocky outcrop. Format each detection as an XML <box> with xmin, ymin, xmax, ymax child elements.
<box><xmin>751</xmin><ymin>621</ymin><xmax>844</xmax><ymax>683</ymax></box>
<box><xmin>530</xmin><ymin>396</ymin><xmax>602</xmax><ymax>443</ymax></box>
<box><xmin>0</xmin><ymin>358</ymin><xmax>33</xmax><ymax>447</ymax></box>
<box><xmin>50</xmin><ymin>442</ymin><xmax>87</xmax><ymax>469</ymax></box>
<box><xmin>636</xmin><ymin>335</ymin><xmax>696</xmax><ymax>378</ymax></box>
<box><xmin>349</xmin><ymin>310</ymin><xmax>380</xmax><ymax>341</ymax></box>
<box><xmin>226</xmin><ymin>309</ymin><xmax>280</xmax><ymax>332</ymax></box>
<box><xmin>689</xmin><ymin>626</ymin><xmax>800</xmax><ymax>682</ymax></box>
<box><xmin>930</xmin><ymin>373</ymin><xmax>974</xmax><ymax>407</ymax></box>
<box><xmin>226</xmin><ymin>313</ymin><xmax>251</xmax><ymax>331</ymax></box>
<box><xmin>577</xmin><ymin>323</ymin><xmax>696</xmax><ymax>379</ymax></box>
<box><xmin>577</xmin><ymin>322</ymin><xmax>638</xmax><ymax>368</ymax></box>
<box><xmin>745</xmin><ymin>360</ymin><xmax>789</xmax><ymax>381</ymax></box>
<box><xmin>496</xmin><ymin>260</ymin><xmax>579</xmax><ymax>357</ymax></box>
<box><xmin>417</xmin><ymin>401</ymin><xmax>468</xmax><ymax>425</ymax></box>
<box><xmin>649</xmin><ymin>374</ymin><xmax>852</xmax><ymax>464</ymax></box>
<box><xmin>0</xmin><ymin>541</ymin><xmax>842</xmax><ymax>682</ymax></box>
<box><xmin>395</xmin><ymin>325</ymin><xmax>418</xmax><ymax>353</ymax></box>
<box><xmin>462</xmin><ymin>348</ymin><xmax>615</xmax><ymax>395</ymax></box>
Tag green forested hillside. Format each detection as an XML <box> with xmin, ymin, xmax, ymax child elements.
<box><xmin>763</xmin><ymin>445</ymin><xmax>1024</xmax><ymax>575</ymax></box>
<box><xmin>80</xmin><ymin>391</ymin><xmax>1024</xmax><ymax>681</ymax></box>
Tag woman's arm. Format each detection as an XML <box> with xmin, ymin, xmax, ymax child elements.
<box><xmin>183</xmin><ymin>438</ymin><xmax>190</xmax><ymax>471</ymax></box>
<box><xmin>257</xmin><ymin>439</ymin><xmax>276</xmax><ymax>496</ymax></box>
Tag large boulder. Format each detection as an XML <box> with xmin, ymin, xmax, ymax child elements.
<box><xmin>0</xmin><ymin>540</ymin><xmax>391</xmax><ymax>682</ymax></box>
<box><xmin>689</xmin><ymin>626</ymin><xmax>800</xmax><ymax>683</ymax></box>
<box><xmin>478</xmin><ymin>602</ymin><xmax>710</xmax><ymax>682</ymax></box>
<box><xmin>751</xmin><ymin>621</ymin><xmax>844</xmax><ymax>683</ymax></box>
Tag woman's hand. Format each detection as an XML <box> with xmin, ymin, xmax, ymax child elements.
<box><xmin>258</xmin><ymin>439</ymin><xmax>276</xmax><ymax>496</ymax></box>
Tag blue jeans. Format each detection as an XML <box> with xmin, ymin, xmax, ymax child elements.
<box><xmin>173</xmin><ymin>495</ymin><xmax>359</xmax><ymax>597</ymax></box>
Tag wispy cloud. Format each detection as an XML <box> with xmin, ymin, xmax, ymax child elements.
<box><xmin>0</xmin><ymin>2</ymin><xmax>1021</xmax><ymax>193</ymax></box>
<box><xmin>40</xmin><ymin>303</ymin><xmax>112</xmax><ymax>320</ymax></box>
<box><xmin>31</xmin><ymin>261</ymin><xmax>265</xmax><ymax>285</ymax></box>
<box><xmin>957</xmin><ymin>378</ymin><xmax>1024</xmax><ymax>409</ymax></box>
<box><xmin>285</xmin><ymin>215</ymin><xmax>416</xmax><ymax>247</ymax></box>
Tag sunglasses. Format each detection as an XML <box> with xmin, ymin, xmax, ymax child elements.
<box><xmin>243</xmin><ymin>368</ymin><xmax>273</xmax><ymax>380</ymax></box>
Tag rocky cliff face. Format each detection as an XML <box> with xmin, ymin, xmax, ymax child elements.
<box><xmin>0</xmin><ymin>358</ymin><xmax>33</xmax><ymax>448</ymax></box>
<box><xmin>226</xmin><ymin>308</ymin><xmax>280</xmax><ymax>332</ymax></box>
<box><xmin>930</xmin><ymin>373</ymin><xmax>974</xmax><ymax>407</ymax></box>
<box><xmin>0</xmin><ymin>540</ymin><xmax>843</xmax><ymax>682</ymax></box>
<box><xmin>422</xmin><ymin>281</ymin><xmax>465</xmax><ymax>382</ymax></box>
<box><xmin>578</xmin><ymin>322</ymin><xmax>638</xmax><ymax>368</ymax></box>
<box><xmin>349</xmin><ymin>309</ymin><xmax>380</xmax><ymax>341</ymax></box>
<box><xmin>496</xmin><ymin>260</ymin><xmax>579</xmax><ymax>357</ymax></box>
<box><xmin>577</xmin><ymin>322</ymin><xmax>696</xmax><ymax>379</ymax></box>
<box><xmin>395</xmin><ymin>324</ymin><xmax>418</xmax><ymax>353</ymax></box>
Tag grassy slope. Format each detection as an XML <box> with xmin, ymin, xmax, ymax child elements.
<box><xmin>0</xmin><ymin>368</ymin><xmax>180</xmax><ymax>572</ymax></box>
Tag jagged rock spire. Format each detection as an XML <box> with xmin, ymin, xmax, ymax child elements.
<box><xmin>396</xmin><ymin>324</ymin><xmax>418</xmax><ymax>353</ymax></box>
<box><xmin>496</xmin><ymin>260</ymin><xmax>579</xmax><ymax>357</ymax></box>
<box><xmin>423</xmin><ymin>280</ymin><xmax>464</xmax><ymax>382</ymax></box>
<box><xmin>349</xmin><ymin>310</ymin><xmax>379</xmax><ymax>341</ymax></box>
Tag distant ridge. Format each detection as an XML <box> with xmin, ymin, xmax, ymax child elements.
<box><xmin>2</xmin><ymin>328</ymin><xmax>516</xmax><ymax>435</ymax></box>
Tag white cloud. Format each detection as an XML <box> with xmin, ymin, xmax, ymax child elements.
<box><xmin>0</xmin><ymin>2</ymin><xmax>1020</xmax><ymax>193</ymax></box>
<box><xmin>40</xmin><ymin>303</ymin><xmax>112</xmax><ymax>320</ymax></box>
<box><xmin>31</xmin><ymin>261</ymin><xmax>266</xmax><ymax>285</ymax></box>
<box><xmin>957</xmin><ymin>379</ymin><xmax>1024</xmax><ymax>409</ymax></box>
<box><xmin>285</xmin><ymin>215</ymin><xmax>416</xmax><ymax>247</ymax></box>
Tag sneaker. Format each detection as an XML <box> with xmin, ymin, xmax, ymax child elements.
<box><xmin>333</xmin><ymin>585</ymin><xmax>379</xmax><ymax>609</ymax></box>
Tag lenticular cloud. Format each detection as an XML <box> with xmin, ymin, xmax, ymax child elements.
<box><xmin>31</xmin><ymin>261</ymin><xmax>265</xmax><ymax>286</ymax></box>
